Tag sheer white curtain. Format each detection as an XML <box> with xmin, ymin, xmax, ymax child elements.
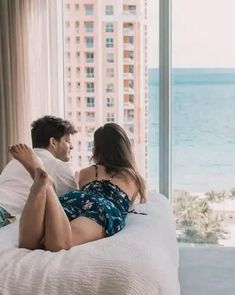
<box><xmin>0</xmin><ymin>0</ymin><xmax>63</xmax><ymax>170</ymax></box>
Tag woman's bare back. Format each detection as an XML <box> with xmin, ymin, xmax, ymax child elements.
<box><xmin>77</xmin><ymin>164</ymin><xmax>138</xmax><ymax>203</ymax></box>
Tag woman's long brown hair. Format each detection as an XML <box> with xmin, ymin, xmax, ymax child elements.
<box><xmin>91</xmin><ymin>123</ymin><xmax>146</xmax><ymax>203</ymax></box>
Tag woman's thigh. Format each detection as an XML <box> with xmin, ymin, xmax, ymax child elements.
<box><xmin>70</xmin><ymin>216</ymin><xmax>105</xmax><ymax>247</ymax></box>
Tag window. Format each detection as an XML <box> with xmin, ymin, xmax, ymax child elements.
<box><xmin>124</xmin><ymin>109</ymin><xmax>134</xmax><ymax>122</ymax></box>
<box><xmin>66</xmin><ymin>67</ymin><xmax>71</xmax><ymax>77</ymax></box>
<box><xmin>86</xmin><ymin>67</ymin><xmax>94</xmax><ymax>78</ymax></box>
<box><xmin>66</xmin><ymin>3</ymin><xmax>70</xmax><ymax>10</ymax></box>
<box><xmin>86</xmin><ymin>112</ymin><xmax>95</xmax><ymax>122</ymax></box>
<box><xmin>76</xmin><ymin>96</ymin><xmax>81</xmax><ymax>107</ymax></box>
<box><xmin>106</xmin><ymin>38</ymin><xmax>114</xmax><ymax>48</ymax></box>
<box><xmin>105</xmin><ymin>5</ymin><xmax>113</xmax><ymax>15</ymax></box>
<box><xmin>107</xmin><ymin>68</ymin><xmax>114</xmax><ymax>77</ymax></box>
<box><xmin>86</xmin><ymin>82</ymin><xmax>94</xmax><ymax>93</ymax></box>
<box><xmin>76</xmin><ymin>67</ymin><xmax>80</xmax><ymax>76</ymax></box>
<box><xmin>84</xmin><ymin>22</ymin><xmax>94</xmax><ymax>33</ymax></box>
<box><xmin>86</xmin><ymin>97</ymin><xmax>94</xmax><ymax>107</ymax></box>
<box><xmin>107</xmin><ymin>113</ymin><xmax>115</xmax><ymax>122</ymax></box>
<box><xmin>107</xmin><ymin>53</ymin><xmax>114</xmax><ymax>63</ymax></box>
<box><xmin>85</xmin><ymin>52</ymin><xmax>94</xmax><ymax>63</ymax></box>
<box><xmin>86</xmin><ymin>126</ymin><xmax>95</xmax><ymax>137</ymax></box>
<box><xmin>76</xmin><ymin>82</ymin><xmax>80</xmax><ymax>91</ymax></box>
<box><xmin>107</xmin><ymin>97</ymin><xmax>114</xmax><ymax>107</ymax></box>
<box><xmin>75</xmin><ymin>3</ymin><xmax>79</xmax><ymax>10</ymax></box>
<box><xmin>106</xmin><ymin>23</ymin><xmax>114</xmax><ymax>33</ymax></box>
<box><xmin>67</xmin><ymin>82</ymin><xmax>71</xmax><ymax>92</ymax></box>
<box><xmin>75</xmin><ymin>36</ymin><xmax>80</xmax><ymax>44</ymax></box>
<box><xmin>85</xmin><ymin>37</ymin><xmax>94</xmax><ymax>48</ymax></box>
<box><xmin>123</xmin><ymin>5</ymin><xmax>136</xmax><ymax>15</ymax></box>
<box><xmin>106</xmin><ymin>83</ymin><xmax>114</xmax><ymax>93</ymax></box>
<box><xmin>84</xmin><ymin>4</ymin><xmax>93</xmax><ymax>16</ymax></box>
<box><xmin>75</xmin><ymin>52</ymin><xmax>80</xmax><ymax>62</ymax></box>
<box><xmin>75</xmin><ymin>21</ymin><xmax>79</xmax><ymax>32</ymax></box>
<box><xmin>76</xmin><ymin>111</ymin><xmax>81</xmax><ymax>121</ymax></box>
<box><xmin>87</xmin><ymin>141</ymin><xmax>93</xmax><ymax>152</ymax></box>
<box><xmin>77</xmin><ymin>141</ymin><xmax>81</xmax><ymax>151</ymax></box>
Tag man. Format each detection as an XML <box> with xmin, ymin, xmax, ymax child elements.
<box><xmin>0</xmin><ymin>116</ymin><xmax>77</xmax><ymax>216</ymax></box>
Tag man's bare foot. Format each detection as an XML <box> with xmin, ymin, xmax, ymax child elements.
<box><xmin>9</xmin><ymin>144</ymin><xmax>44</xmax><ymax>179</ymax></box>
<box><xmin>29</xmin><ymin>168</ymin><xmax>52</xmax><ymax>196</ymax></box>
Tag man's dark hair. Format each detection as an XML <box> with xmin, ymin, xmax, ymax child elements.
<box><xmin>31</xmin><ymin>116</ymin><xmax>77</xmax><ymax>148</ymax></box>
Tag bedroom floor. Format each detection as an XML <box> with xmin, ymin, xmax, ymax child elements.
<box><xmin>179</xmin><ymin>245</ymin><xmax>235</xmax><ymax>295</ymax></box>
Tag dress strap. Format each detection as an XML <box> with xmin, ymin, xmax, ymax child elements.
<box><xmin>94</xmin><ymin>164</ymin><xmax>98</xmax><ymax>179</ymax></box>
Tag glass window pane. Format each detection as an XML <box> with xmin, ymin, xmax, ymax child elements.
<box><xmin>172</xmin><ymin>0</ymin><xmax>235</xmax><ymax>246</ymax></box>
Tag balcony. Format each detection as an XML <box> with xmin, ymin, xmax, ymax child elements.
<box><xmin>123</xmin><ymin>72</ymin><xmax>134</xmax><ymax>79</ymax></box>
<box><xmin>123</xmin><ymin>28</ymin><xmax>134</xmax><ymax>35</ymax></box>
<box><xmin>123</xmin><ymin>58</ymin><xmax>134</xmax><ymax>65</ymax></box>
<box><xmin>124</xmin><ymin>101</ymin><xmax>134</xmax><ymax>109</ymax></box>
<box><xmin>123</xmin><ymin>87</ymin><xmax>134</xmax><ymax>94</ymax></box>
<box><xmin>123</xmin><ymin>43</ymin><xmax>134</xmax><ymax>50</ymax></box>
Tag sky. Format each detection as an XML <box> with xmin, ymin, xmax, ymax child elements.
<box><xmin>147</xmin><ymin>0</ymin><xmax>235</xmax><ymax>68</ymax></box>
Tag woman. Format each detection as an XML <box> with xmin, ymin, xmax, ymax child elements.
<box><xmin>10</xmin><ymin>123</ymin><xmax>146</xmax><ymax>252</ymax></box>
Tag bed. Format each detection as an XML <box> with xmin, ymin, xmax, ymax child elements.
<box><xmin>0</xmin><ymin>191</ymin><xmax>180</xmax><ymax>295</ymax></box>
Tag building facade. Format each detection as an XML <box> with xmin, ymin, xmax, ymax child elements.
<box><xmin>63</xmin><ymin>0</ymin><xmax>148</xmax><ymax>177</ymax></box>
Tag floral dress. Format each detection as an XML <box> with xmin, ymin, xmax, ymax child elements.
<box><xmin>59</xmin><ymin>165</ymin><xmax>131</xmax><ymax>237</ymax></box>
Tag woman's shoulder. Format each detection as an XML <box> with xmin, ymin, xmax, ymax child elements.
<box><xmin>77</xmin><ymin>165</ymin><xmax>96</xmax><ymax>188</ymax></box>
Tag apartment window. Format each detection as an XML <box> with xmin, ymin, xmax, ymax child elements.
<box><xmin>107</xmin><ymin>97</ymin><xmax>114</xmax><ymax>107</ymax></box>
<box><xmin>76</xmin><ymin>111</ymin><xmax>81</xmax><ymax>121</ymax></box>
<box><xmin>85</xmin><ymin>37</ymin><xmax>94</xmax><ymax>48</ymax></box>
<box><xmin>86</xmin><ymin>97</ymin><xmax>94</xmax><ymax>107</ymax></box>
<box><xmin>84</xmin><ymin>4</ymin><xmax>93</xmax><ymax>15</ymax></box>
<box><xmin>76</xmin><ymin>82</ymin><xmax>81</xmax><ymax>91</ymax></box>
<box><xmin>107</xmin><ymin>113</ymin><xmax>115</xmax><ymax>122</ymax></box>
<box><xmin>76</xmin><ymin>96</ymin><xmax>81</xmax><ymax>107</ymax></box>
<box><xmin>106</xmin><ymin>38</ymin><xmax>114</xmax><ymax>48</ymax></box>
<box><xmin>75</xmin><ymin>52</ymin><xmax>80</xmax><ymax>63</ymax></box>
<box><xmin>106</xmin><ymin>83</ymin><xmax>114</xmax><ymax>93</ymax></box>
<box><xmin>125</xmin><ymin>36</ymin><xmax>134</xmax><ymax>44</ymax></box>
<box><xmin>86</xmin><ymin>127</ymin><xmax>95</xmax><ymax>137</ymax></box>
<box><xmin>78</xmin><ymin>141</ymin><xmax>81</xmax><ymax>152</ymax></box>
<box><xmin>86</xmin><ymin>82</ymin><xmax>94</xmax><ymax>93</ymax></box>
<box><xmin>107</xmin><ymin>53</ymin><xmax>114</xmax><ymax>63</ymax></box>
<box><xmin>85</xmin><ymin>52</ymin><xmax>94</xmax><ymax>63</ymax></box>
<box><xmin>75</xmin><ymin>36</ymin><xmax>80</xmax><ymax>44</ymax></box>
<box><xmin>106</xmin><ymin>23</ymin><xmax>114</xmax><ymax>33</ymax></box>
<box><xmin>123</xmin><ymin>5</ymin><xmax>136</xmax><ymax>15</ymax></box>
<box><xmin>75</xmin><ymin>21</ymin><xmax>79</xmax><ymax>32</ymax></box>
<box><xmin>125</xmin><ymin>109</ymin><xmax>134</xmax><ymax>121</ymax></box>
<box><xmin>76</xmin><ymin>67</ymin><xmax>80</xmax><ymax>76</ymax></box>
<box><xmin>107</xmin><ymin>68</ymin><xmax>114</xmax><ymax>77</ymax></box>
<box><xmin>67</xmin><ymin>111</ymin><xmax>72</xmax><ymax>118</ymax></box>
<box><xmin>75</xmin><ymin>3</ymin><xmax>79</xmax><ymax>10</ymax></box>
<box><xmin>67</xmin><ymin>82</ymin><xmax>71</xmax><ymax>92</ymax></box>
<box><xmin>86</xmin><ymin>67</ymin><xmax>94</xmax><ymax>78</ymax></box>
<box><xmin>84</xmin><ymin>22</ymin><xmax>94</xmax><ymax>33</ymax></box>
<box><xmin>105</xmin><ymin>5</ymin><xmax>114</xmax><ymax>15</ymax></box>
<box><xmin>66</xmin><ymin>3</ymin><xmax>70</xmax><ymax>10</ymax></box>
<box><xmin>66</xmin><ymin>67</ymin><xmax>71</xmax><ymax>77</ymax></box>
<box><xmin>87</xmin><ymin>141</ymin><xmax>93</xmax><ymax>152</ymax></box>
<box><xmin>86</xmin><ymin>112</ymin><xmax>95</xmax><ymax>122</ymax></box>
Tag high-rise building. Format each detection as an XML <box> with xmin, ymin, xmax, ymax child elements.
<box><xmin>63</xmin><ymin>0</ymin><xmax>148</xmax><ymax>177</ymax></box>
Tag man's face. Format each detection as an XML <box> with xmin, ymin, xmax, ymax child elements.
<box><xmin>53</xmin><ymin>134</ymin><xmax>73</xmax><ymax>162</ymax></box>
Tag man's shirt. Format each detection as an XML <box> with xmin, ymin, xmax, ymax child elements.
<box><xmin>0</xmin><ymin>148</ymin><xmax>77</xmax><ymax>215</ymax></box>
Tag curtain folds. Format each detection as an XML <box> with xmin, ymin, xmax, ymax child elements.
<box><xmin>0</xmin><ymin>0</ymin><xmax>58</xmax><ymax>171</ymax></box>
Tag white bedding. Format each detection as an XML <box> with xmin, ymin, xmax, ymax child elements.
<box><xmin>0</xmin><ymin>192</ymin><xmax>180</xmax><ymax>295</ymax></box>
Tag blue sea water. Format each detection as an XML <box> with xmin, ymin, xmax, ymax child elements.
<box><xmin>148</xmin><ymin>68</ymin><xmax>235</xmax><ymax>192</ymax></box>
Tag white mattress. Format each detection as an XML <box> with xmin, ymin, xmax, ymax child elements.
<box><xmin>0</xmin><ymin>192</ymin><xmax>180</xmax><ymax>295</ymax></box>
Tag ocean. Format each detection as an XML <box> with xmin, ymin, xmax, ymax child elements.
<box><xmin>148</xmin><ymin>68</ymin><xmax>235</xmax><ymax>192</ymax></box>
